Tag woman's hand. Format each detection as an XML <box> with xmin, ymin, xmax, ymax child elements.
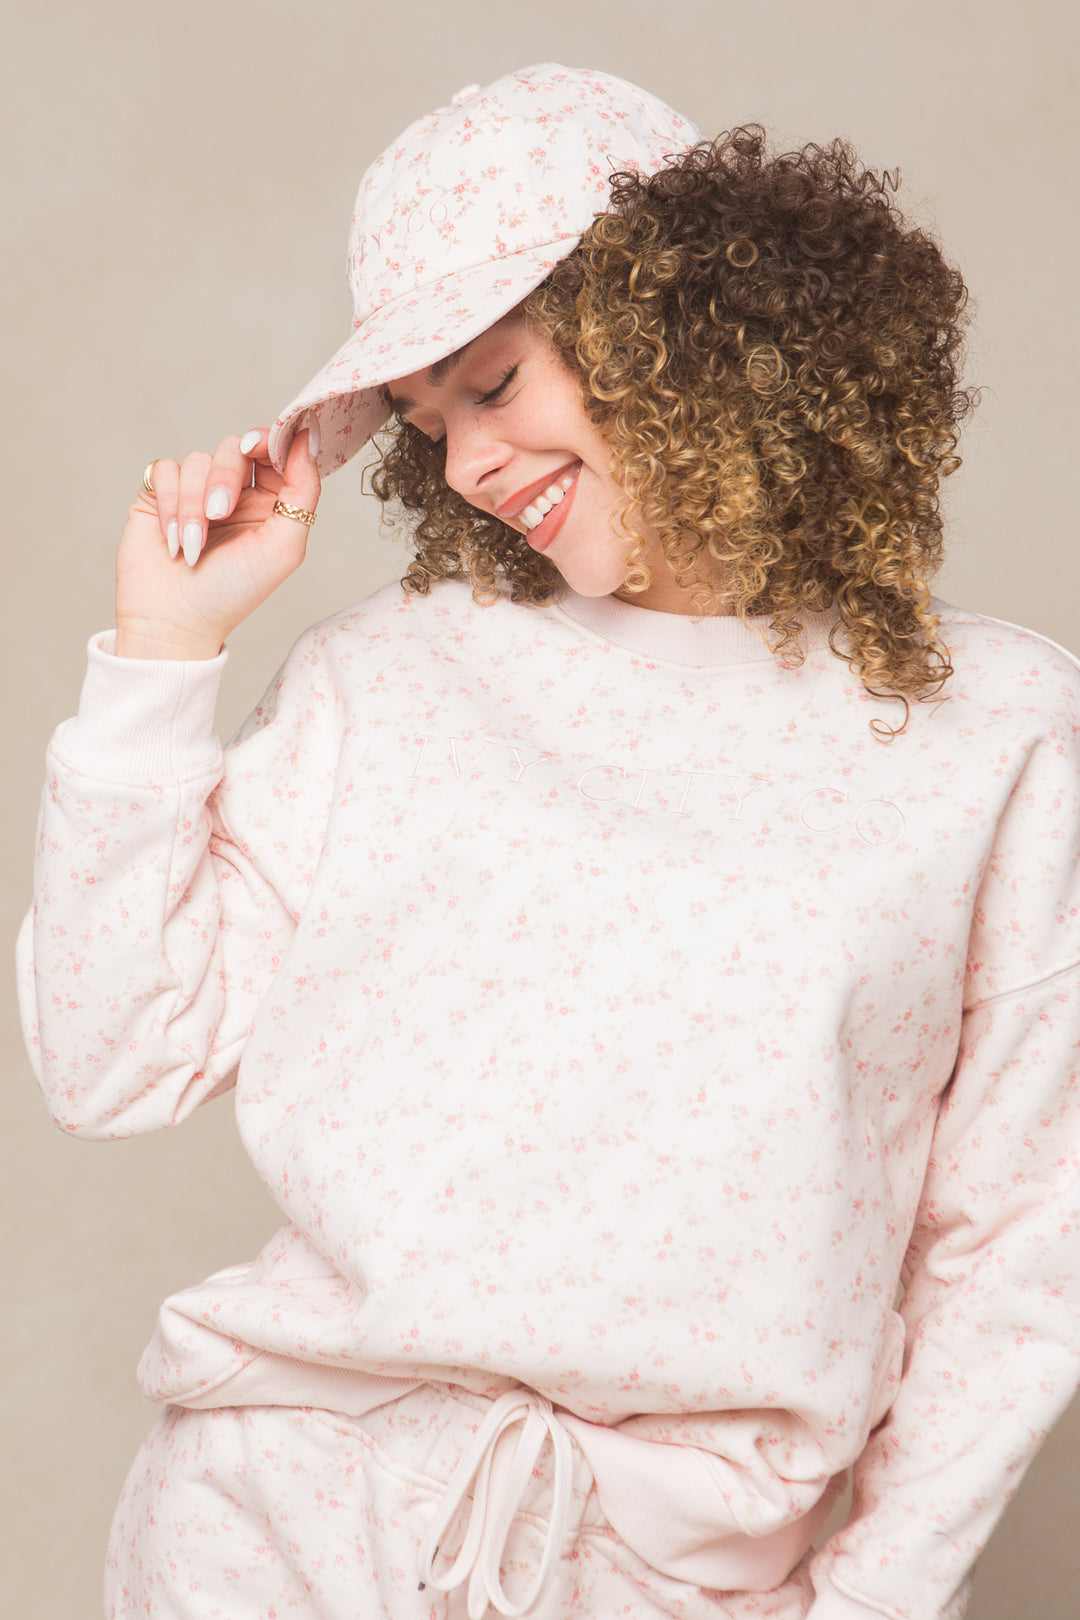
<box><xmin>115</xmin><ymin>424</ymin><xmax>321</xmax><ymax>659</ymax></box>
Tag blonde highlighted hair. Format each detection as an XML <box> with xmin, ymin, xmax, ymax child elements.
<box><xmin>370</xmin><ymin>126</ymin><xmax>977</xmax><ymax>726</ymax></box>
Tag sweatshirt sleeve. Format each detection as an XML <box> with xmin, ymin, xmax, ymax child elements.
<box><xmin>17</xmin><ymin>626</ymin><xmax>340</xmax><ymax>1140</ymax></box>
<box><xmin>809</xmin><ymin>705</ymin><xmax>1080</xmax><ymax>1619</ymax></box>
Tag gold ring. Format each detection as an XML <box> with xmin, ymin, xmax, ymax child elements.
<box><xmin>142</xmin><ymin>462</ymin><xmax>157</xmax><ymax>497</ymax></box>
<box><xmin>273</xmin><ymin>499</ymin><xmax>317</xmax><ymax>527</ymax></box>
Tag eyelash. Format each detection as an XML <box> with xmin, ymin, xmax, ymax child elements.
<box><xmin>475</xmin><ymin>364</ymin><xmax>518</xmax><ymax>405</ymax></box>
<box><xmin>401</xmin><ymin>363</ymin><xmax>519</xmax><ymax>446</ymax></box>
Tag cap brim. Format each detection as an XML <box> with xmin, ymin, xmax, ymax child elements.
<box><xmin>269</xmin><ymin>237</ymin><xmax>581</xmax><ymax>476</ymax></box>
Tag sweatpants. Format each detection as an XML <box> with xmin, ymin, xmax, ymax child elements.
<box><xmin>105</xmin><ymin>1383</ymin><xmax>820</xmax><ymax>1619</ymax></box>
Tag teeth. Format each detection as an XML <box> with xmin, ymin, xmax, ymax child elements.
<box><xmin>521</xmin><ymin>470</ymin><xmax>578</xmax><ymax>530</ymax></box>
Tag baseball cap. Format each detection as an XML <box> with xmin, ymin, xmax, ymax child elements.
<box><xmin>268</xmin><ymin>64</ymin><xmax>700</xmax><ymax>477</ymax></box>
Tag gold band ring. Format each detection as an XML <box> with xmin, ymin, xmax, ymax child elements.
<box><xmin>142</xmin><ymin>462</ymin><xmax>157</xmax><ymax>497</ymax></box>
<box><xmin>273</xmin><ymin>499</ymin><xmax>317</xmax><ymax>527</ymax></box>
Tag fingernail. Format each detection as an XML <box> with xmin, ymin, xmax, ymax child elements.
<box><xmin>182</xmin><ymin>521</ymin><xmax>203</xmax><ymax>566</ymax></box>
<box><xmin>239</xmin><ymin>429</ymin><xmax>261</xmax><ymax>455</ymax></box>
<box><xmin>308</xmin><ymin>416</ymin><xmax>321</xmax><ymax>459</ymax></box>
<box><xmin>167</xmin><ymin>521</ymin><xmax>179</xmax><ymax>560</ymax></box>
<box><xmin>205</xmin><ymin>487</ymin><xmax>229</xmax><ymax>520</ymax></box>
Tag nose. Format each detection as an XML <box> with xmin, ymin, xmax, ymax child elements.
<box><xmin>442</xmin><ymin>411</ymin><xmax>511</xmax><ymax>511</ymax></box>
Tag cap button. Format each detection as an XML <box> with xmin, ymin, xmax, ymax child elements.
<box><xmin>450</xmin><ymin>83</ymin><xmax>480</xmax><ymax>106</ymax></box>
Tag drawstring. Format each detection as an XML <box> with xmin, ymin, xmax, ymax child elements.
<box><xmin>415</xmin><ymin>1388</ymin><xmax>575</xmax><ymax>1619</ymax></box>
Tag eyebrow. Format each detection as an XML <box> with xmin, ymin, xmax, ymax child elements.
<box><xmin>385</xmin><ymin>338</ymin><xmax>478</xmax><ymax>412</ymax></box>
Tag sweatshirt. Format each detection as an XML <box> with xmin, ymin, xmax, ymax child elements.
<box><xmin>17</xmin><ymin>577</ymin><xmax>1080</xmax><ymax>1620</ymax></box>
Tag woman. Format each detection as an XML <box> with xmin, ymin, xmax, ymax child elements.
<box><xmin>18</xmin><ymin>63</ymin><xmax>1080</xmax><ymax>1620</ymax></box>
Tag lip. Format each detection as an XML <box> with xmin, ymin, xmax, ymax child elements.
<box><xmin>523</xmin><ymin>465</ymin><xmax>580</xmax><ymax>553</ymax></box>
<box><xmin>495</xmin><ymin>460</ymin><xmax>582</xmax><ymax>522</ymax></box>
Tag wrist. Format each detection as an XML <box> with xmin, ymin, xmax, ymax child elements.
<box><xmin>114</xmin><ymin>623</ymin><xmax>224</xmax><ymax>660</ymax></box>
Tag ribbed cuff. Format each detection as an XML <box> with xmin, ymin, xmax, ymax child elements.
<box><xmin>49</xmin><ymin>630</ymin><xmax>228</xmax><ymax>781</ymax></box>
<box><xmin>806</xmin><ymin>1580</ymin><xmax>895</xmax><ymax>1620</ymax></box>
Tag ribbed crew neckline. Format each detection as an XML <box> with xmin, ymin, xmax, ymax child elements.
<box><xmin>550</xmin><ymin>588</ymin><xmax>841</xmax><ymax>667</ymax></box>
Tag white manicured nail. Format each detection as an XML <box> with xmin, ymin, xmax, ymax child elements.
<box><xmin>167</xmin><ymin>521</ymin><xmax>179</xmax><ymax>559</ymax></box>
<box><xmin>205</xmin><ymin>487</ymin><xmax>229</xmax><ymax>520</ymax></box>
<box><xmin>182</xmin><ymin>521</ymin><xmax>203</xmax><ymax>566</ymax></box>
<box><xmin>239</xmin><ymin>430</ymin><xmax>261</xmax><ymax>454</ymax></box>
<box><xmin>308</xmin><ymin>416</ymin><xmax>321</xmax><ymax>458</ymax></box>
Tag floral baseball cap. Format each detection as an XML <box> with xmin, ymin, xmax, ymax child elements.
<box><xmin>268</xmin><ymin>64</ymin><xmax>700</xmax><ymax>477</ymax></box>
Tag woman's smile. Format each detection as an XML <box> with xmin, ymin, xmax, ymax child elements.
<box><xmin>501</xmin><ymin>464</ymin><xmax>581</xmax><ymax>551</ymax></box>
<box><xmin>384</xmin><ymin>311</ymin><xmax>731</xmax><ymax>613</ymax></box>
<box><xmin>385</xmin><ymin>315</ymin><xmax>658</xmax><ymax>597</ymax></box>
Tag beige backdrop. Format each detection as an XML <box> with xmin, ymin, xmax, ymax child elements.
<box><xmin>5</xmin><ymin>2</ymin><xmax>1078</xmax><ymax>1615</ymax></box>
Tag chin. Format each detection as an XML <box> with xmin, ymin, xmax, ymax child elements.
<box><xmin>550</xmin><ymin>557</ymin><xmax>628</xmax><ymax>599</ymax></box>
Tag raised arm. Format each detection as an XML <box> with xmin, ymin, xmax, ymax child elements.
<box><xmin>17</xmin><ymin>426</ymin><xmax>331</xmax><ymax>1138</ymax></box>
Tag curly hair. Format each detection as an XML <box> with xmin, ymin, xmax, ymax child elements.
<box><xmin>369</xmin><ymin>125</ymin><xmax>977</xmax><ymax>722</ymax></box>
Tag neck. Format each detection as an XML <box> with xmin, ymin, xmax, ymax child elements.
<box><xmin>612</xmin><ymin>559</ymin><xmax>737</xmax><ymax>617</ymax></box>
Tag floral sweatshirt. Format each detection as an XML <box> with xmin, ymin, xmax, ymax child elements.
<box><xmin>18</xmin><ymin>578</ymin><xmax>1080</xmax><ymax>1620</ymax></box>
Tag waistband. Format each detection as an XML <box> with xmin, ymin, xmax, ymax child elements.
<box><xmin>142</xmin><ymin>1263</ymin><xmax>848</xmax><ymax>1600</ymax></box>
